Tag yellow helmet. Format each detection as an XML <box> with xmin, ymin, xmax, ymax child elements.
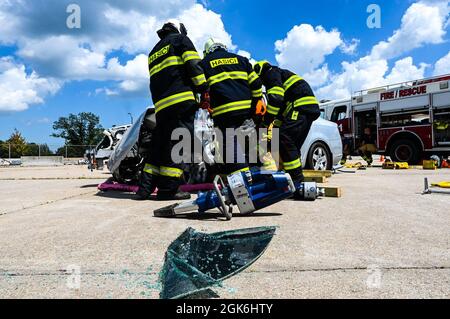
<box><xmin>254</xmin><ymin>60</ymin><xmax>270</xmax><ymax>76</ymax></box>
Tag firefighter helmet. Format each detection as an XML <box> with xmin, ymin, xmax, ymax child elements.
<box><xmin>254</xmin><ymin>60</ymin><xmax>270</xmax><ymax>76</ymax></box>
<box><xmin>203</xmin><ymin>38</ymin><xmax>227</xmax><ymax>56</ymax></box>
<box><xmin>157</xmin><ymin>20</ymin><xmax>187</xmax><ymax>39</ymax></box>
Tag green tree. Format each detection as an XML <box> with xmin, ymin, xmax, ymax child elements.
<box><xmin>2</xmin><ymin>129</ymin><xmax>29</xmax><ymax>158</ymax></box>
<box><xmin>26</xmin><ymin>143</ymin><xmax>53</xmax><ymax>156</ymax></box>
<box><xmin>52</xmin><ymin>112</ymin><xmax>103</xmax><ymax>157</ymax></box>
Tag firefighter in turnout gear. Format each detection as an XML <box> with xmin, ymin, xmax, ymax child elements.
<box><xmin>199</xmin><ymin>38</ymin><xmax>264</xmax><ymax>175</ymax></box>
<box><xmin>254</xmin><ymin>61</ymin><xmax>320</xmax><ymax>199</ymax></box>
<box><xmin>136</xmin><ymin>21</ymin><xmax>208</xmax><ymax>200</ymax></box>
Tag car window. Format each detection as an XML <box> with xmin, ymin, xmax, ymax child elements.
<box><xmin>331</xmin><ymin>105</ymin><xmax>347</xmax><ymax>122</ymax></box>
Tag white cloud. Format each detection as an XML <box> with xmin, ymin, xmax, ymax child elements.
<box><xmin>340</xmin><ymin>39</ymin><xmax>360</xmax><ymax>55</ymax></box>
<box><xmin>237</xmin><ymin>50</ymin><xmax>256</xmax><ymax>65</ymax></box>
<box><xmin>0</xmin><ymin>57</ymin><xmax>60</xmax><ymax>112</ymax></box>
<box><xmin>434</xmin><ymin>51</ymin><xmax>450</xmax><ymax>75</ymax></box>
<box><xmin>0</xmin><ymin>1</ymin><xmax>239</xmax><ymax>110</ymax></box>
<box><xmin>275</xmin><ymin>24</ymin><xmax>343</xmax><ymax>76</ymax></box>
<box><xmin>385</xmin><ymin>57</ymin><xmax>428</xmax><ymax>84</ymax></box>
<box><xmin>314</xmin><ymin>0</ymin><xmax>449</xmax><ymax>100</ymax></box>
<box><xmin>371</xmin><ymin>1</ymin><xmax>450</xmax><ymax>60</ymax></box>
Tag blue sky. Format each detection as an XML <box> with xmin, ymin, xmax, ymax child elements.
<box><xmin>0</xmin><ymin>0</ymin><xmax>449</xmax><ymax>148</ymax></box>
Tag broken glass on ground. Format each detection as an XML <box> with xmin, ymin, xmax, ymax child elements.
<box><xmin>159</xmin><ymin>226</ymin><xmax>276</xmax><ymax>299</ymax></box>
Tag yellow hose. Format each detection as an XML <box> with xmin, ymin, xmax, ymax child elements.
<box><xmin>431</xmin><ymin>181</ymin><xmax>450</xmax><ymax>188</ymax></box>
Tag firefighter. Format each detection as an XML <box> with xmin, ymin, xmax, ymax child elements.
<box><xmin>253</xmin><ymin>61</ymin><xmax>320</xmax><ymax>199</ymax></box>
<box><xmin>136</xmin><ymin>21</ymin><xmax>208</xmax><ymax>200</ymax></box>
<box><xmin>199</xmin><ymin>38</ymin><xmax>264</xmax><ymax>175</ymax></box>
<box><xmin>358</xmin><ymin>127</ymin><xmax>377</xmax><ymax>166</ymax></box>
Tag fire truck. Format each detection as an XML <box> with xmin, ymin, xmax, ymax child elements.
<box><xmin>320</xmin><ymin>74</ymin><xmax>450</xmax><ymax>164</ymax></box>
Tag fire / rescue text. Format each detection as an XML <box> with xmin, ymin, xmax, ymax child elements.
<box><xmin>380</xmin><ymin>85</ymin><xmax>427</xmax><ymax>100</ymax></box>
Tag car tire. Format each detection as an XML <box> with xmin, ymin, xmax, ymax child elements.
<box><xmin>389</xmin><ymin>139</ymin><xmax>421</xmax><ymax>164</ymax></box>
<box><xmin>307</xmin><ymin>141</ymin><xmax>332</xmax><ymax>171</ymax></box>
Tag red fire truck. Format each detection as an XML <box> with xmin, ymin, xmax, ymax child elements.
<box><xmin>320</xmin><ymin>74</ymin><xmax>450</xmax><ymax>164</ymax></box>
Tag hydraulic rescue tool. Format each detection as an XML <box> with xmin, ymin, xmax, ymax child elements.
<box><xmin>154</xmin><ymin>169</ymin><xmax>324</xmax><ymax>220</ymax></box>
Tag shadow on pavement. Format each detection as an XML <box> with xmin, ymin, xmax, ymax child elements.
<box><xmin>157</xmin><ymin>211</ymin><xmax>282</xmax><ymax>221</ymax></box>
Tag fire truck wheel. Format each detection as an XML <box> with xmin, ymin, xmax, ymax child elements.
<box><xmin>390</xmin><ymin>139</ymin><xmax>421</xmax><ymax>164</ymax></box>
<box><xmin>307</xmin><ymin>141</ymin><xmax>332</xmax><ymax>171</ymax></box>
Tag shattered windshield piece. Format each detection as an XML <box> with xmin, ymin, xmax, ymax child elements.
<box><xmin>159</xmin><ymin>226</ymin><xmax>276</xmax><ymax>299</ymax></box>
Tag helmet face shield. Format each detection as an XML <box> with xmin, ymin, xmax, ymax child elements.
<box><xmin>203</xmin><ymin>37</ymin><xmax>227</xmax><ymax>55</ymax></box>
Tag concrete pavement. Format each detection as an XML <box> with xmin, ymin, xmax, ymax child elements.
<box><xmin>0</xmin><ymin>165</ymin><xmax>449</xmax><ymax>298</ymax></box>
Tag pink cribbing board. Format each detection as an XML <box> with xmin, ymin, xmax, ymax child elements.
<box><xmin>97</xmin><ymin>181</ymin><xmax>217</xmax><ymax>193</ymax></box>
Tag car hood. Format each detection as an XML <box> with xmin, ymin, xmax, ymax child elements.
<box><xmin>107</xmin><ymin>108</ymin><xmax>153</xmax><ymax>173</ymax></box>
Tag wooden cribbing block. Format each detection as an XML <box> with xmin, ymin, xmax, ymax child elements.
<box><xmin>305</xmin><ymin>176</ymin><xmax>328</xmax><ymax>183</ymax></box>
<box><xmin>303</xmin><ymin>170</ymin><xmax>333</xmax><ymax>178</ymax></box>
<box><xmin>321</xmin><ymin>186</ymin><xmax>342</xmax><ymax>198</ymax></box>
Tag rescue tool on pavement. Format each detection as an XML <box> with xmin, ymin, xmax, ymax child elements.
<box><xmin>154</xmin><ymin>169</ymin><xmax>324</xmax><ymax>220</ymax></box>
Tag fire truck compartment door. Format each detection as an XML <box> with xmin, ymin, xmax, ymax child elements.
<box><xmin>380</xmin><ymin>95</ymin><xmax>429</xmax><ymax>113</ymax></box>
<box><xmin>433</xmin><ymin>91</ymin><xmax>450</xmax><ymax>109</ymax></box>
<box><xmin>353</xmin><ymin>102</ymin><xmax>377</xmax><ymax>112</ymax></box>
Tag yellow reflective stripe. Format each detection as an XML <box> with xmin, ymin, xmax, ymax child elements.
<box><xmin>267</xmin><ymin>104</ymin><xmax>280</xmax><ymax>115</ymax></box>
<box><xmin>231</xmin><ymin>167</ymin><xmax>251</xmax><ymax>175</ymax></box>
<box><xmin>154</xmin><ymin>91</ymin><xmax>195</xmax><ymax>113</ymax></box>
<box><xmin>149</xmin><ymin>56</ymin><xmax>183</xmax><ymax>77</ymax></box>
<box><xmin>213</xmin><ymin>100</ymin><xmax>251</xmax><ymax>117</ymax></box>
<box><xmin>143</xmin><ymin>163</ymin><xmax>159</xmax><ymax>175</ymax></box>
<box><xmin>191</xmin><ymin>74</ymin><xmax>207</xmax><ymax>86</ymax></box>
<box><xmin>252</xmin><ymin>88</ymin><xmax>263</xmax><ymax>97</ymax></box>
<box><xmin>267</xmin><ymin>86</ymin><xmax>285</xmax><ymax>96</ymax></box>
<box><xmin>208</xmin><ymin>71</ymin><xmax>248</xmax><ymax>86</ymax></box>
<box><xmin>248</xmin><ymin>71</ymin><xmax>259</xmax><ymax>84</ymax></box>
<box><xmin>293</xmin><ymin>96</ymin><xmax>318</xmax><ymax>107</ymax></box>
<box><xmin>182</xmin><ymin>50</ymin><xmax>201</xmax><ymax>62</ymax></box>
<box><xmin>159</xmin><ymin>166</ymin><xmax>184</xmax><ymax>178</ymax></box>
<box><xmin>283</xmin><ymin>158</ymin><xmax>302</xmax><ymax>170</ymax></box>
<box><xmin>283</xmin><ymin>75</ymin><xmax>303</xmax><ymax>91</ymax></box>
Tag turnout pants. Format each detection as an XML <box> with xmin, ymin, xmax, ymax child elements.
<box><xmin>216</xmin><ymin>118</ymin><xmax>252</xmax><ymax>175</ymax></box>
<box><xmin>138</xmin><ymin>101</ymin><xmax>196</xmax><ymax>197</ymax></box>
<box><xmin>277</xmin><ymin>111</ymin><xmax>319</xmax><ymax>183</ymax></box>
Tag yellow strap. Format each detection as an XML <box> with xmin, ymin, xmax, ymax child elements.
<box><xmin>143</xmin><ymin>163</ymin><xmax>159</xmax><ymax>175</ymax></box>
<box><xmin>182</xmin><ymin>50</ymin><xmax>201</xmax><ymax>63</ymax></box>
<box><xmin>159</xmin><ymin>166</ymin><xmax>184</xmax><ymax>178</ymax></box>
<box><xmin>262</xmin><ymin>160</ymin><xmax>277</xmax><ymax>171</ymax></box>
<box><xmin>154</xmin><ymin>91</ymin><xmax>195</xmax><ymax>113</ymax></box>
<box><xmin>248</xmin><ymin>71</ymin><xmax>259</xmax><ymax>84</ymax></box>
<box><xmin>252</xmin><ymin>88</ymin><xmax>263</xmax><ymax>98</ymax></box>
<box><xmin>212</xmin><ymin>100</ymin><xmax>251</xmax><ymax>117</ymax></box>
<box><xmin>191</xmin><ymin>74</ymin><xmax>207</xmax><ymax>86</ymax></box>
<box><xmin>208</xmin><ymin>71</ymin><xmax>248</xmax><ymax>86</ymax></box>
<box><xmin>149</xmin><ymin>56</ymin><xmax>183</xmax><ymax>77</ymax></box>
<box><xmin>283</xmin><ymin>75</ymin><xmax>303</xmax><ymax>91</ymax></box>
<box><xmin>267</xmin><ymin>86</ymin><xmax>285</xmax><ymax>96</ymax></box>
<box><xmin>283</xmin><ymin>158</ymin><xmax>302</xmax><ymax>170</ymax></box>
<box><xmin>231</xmin><ymin>167</ymin><xmax>251</xmax><ymax>175</ymax></box>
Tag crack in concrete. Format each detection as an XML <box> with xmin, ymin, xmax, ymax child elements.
<box><xmin>0</xmin><ymin>190</ymin><xmax>98</xmax><ymax>217</ymax></box>
<box><xmin>248</xmin><ymin>266</ymin><xmax>450</xmax><ymax>274</ymax></box>
<box><xmin>1</xmin><ymin>266</ymin><xmax>449</xmax><ymax>278</ymax></box>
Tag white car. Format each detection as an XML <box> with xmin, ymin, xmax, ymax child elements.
<box><xmin>301</xmin><ymin>118</ymin><xmax>343</xmax><ymax>170</ymax></box>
